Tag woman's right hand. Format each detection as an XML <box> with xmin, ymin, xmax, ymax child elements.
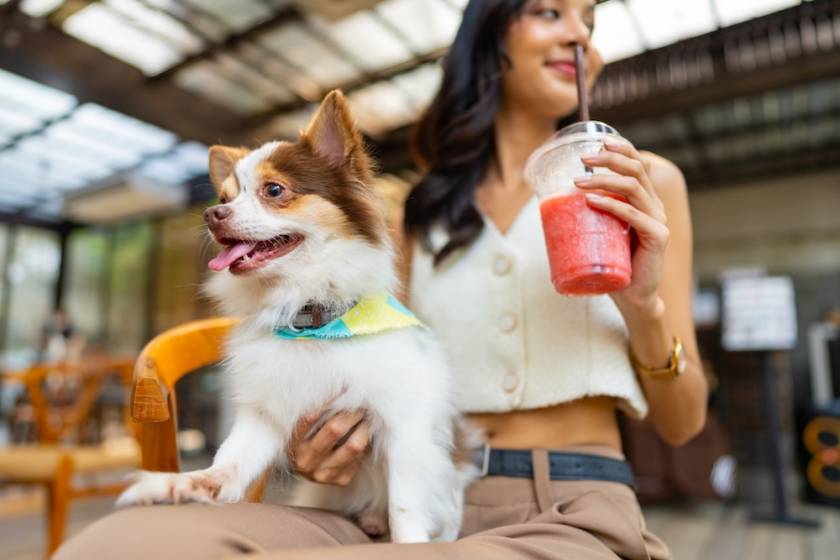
<box><xmin>289</xmin><ymin>409</ymin><xmax>370</xmax><ymax>486</ymax></box>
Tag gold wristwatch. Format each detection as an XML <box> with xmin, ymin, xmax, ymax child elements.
<box><xmin>630</xmin><ymin>336</ymin><xmax>686</xmax><ymax>380</ymax></box>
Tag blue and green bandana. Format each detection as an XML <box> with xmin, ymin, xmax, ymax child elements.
<box><xmin>275</xmin><ymin>292</ymin><xmax>424</xmax><ymax>340</ymax></box>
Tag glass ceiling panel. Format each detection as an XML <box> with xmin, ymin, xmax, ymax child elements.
<box><xmin>390</xmin><ymin>63</ymin><xmax>443</xmax><ymax>112</ymax></box>
<box><xmin>104</xmin><ymin>0</ymin><xmax>204</xmax><ymax>53</ymax></box>
<box><xmin>183</xmin><ymin>0</ymin><xmax>273</xmax><ymax>33</ymax></box>
<box><xmin>214</xmin><ymin>53</ymin><xmax>296</xmax><ymax>105</ymax></box>
<box><xmin>348</xmin><ymin>80</ymin><xmax>417</xmax><ymax>136</ymax></box>
<box><xmin>626</xmin><ymin>0</ymin><xmax>716</xmax><ymax>49</ymax></box>
<box><xmin>713</xmin><ymin>0</ymin><xmax>801</xmax><ymax>27</ymax></box>
<box><xmin>0</xmin><ymin>108</ymin><xmax>43</xmax><ymax>140</ymax></box>
<box><xmin>308</xmin><ymin>12</ymin><xmax>412</xmax><ymax>73</ymax></box>
<box><xmin>70</xmin><ymin>104</ymin><xmax>177</xmax><ymax>153</ymax></box>
<box><xmin>5</xmin><ymin>152</ymin><xmax>108</xmax><ymax>194</ymax></box>
<box><xmin>175</xmin><ymin>61</ymin><xmax>273</xmax><ymax>114</ymax></box>
<box><xmin>0</xmin><ymin>189</ymin><xmax>38</xmax><ymax>208</ymax></box>
<box><xmin>16</xmin><ymin>137</ymin><xmax>106</xmax><ymax>176</ymax></box>
<box><xmin>376</xmin><ymin>0</ymin><xmax>460</xmax><ymax>53</ymax></box>
<box><xmin>0</xmin><ymin>69</ymin><xmax>76</xmax><ymax>123</ymax></box>
<box><xmin>37</xmin><ymin>125</ymin><xmax>140</xmax><ymax>169</ymax></box>
<box><xmin>259</xmin><ymin>24</ymin><xmax>359</xmax><ymax>88</ymax></box>
<box><xmin>20</xmin><ymin>0</ymin><xmax>64</xmax><ymax>18</ymax></box>
<box><xmin>63</xmin><ymin>3</ymin><xmax>186</xmax><ymax>75</ymax></box>
<box><xmin>270</xmin><ymin>106</ymin><xmax>317</xmax><ymax>140</ymax></box>
<box><xmin>0</xmin><ymin>173</ymin><xmax>39</xmax><ymax>195</ymax></box>
<box><xmin>137</xmin><ymin>142</ymin><xmax>209</xmax><ymax>185</ymax></box>
<box><xmin>144</xmin><ymin>0</ymin><xmax>228</xmax><ymax>41</ymax></box>
<box><xmin>447</xmin><ymin>0</ymin><xmax>469</xmax><ymax>9</ymax></box>
<box><xmin>26</xmin><ymin>201</ymin><xmax>65</xmax><ymax>221</ymax></box>
<box><xmin>0</xmin><ymin>150</ymin><xmax>90</xmax><ymax>193</ymax></box>
<box><xmin>0</xmin><ymin>70</ymin><xmax>200</xmax><ymax>221</ymax></box>
<box><xmin>235</xmin><ymin>42</ymin><xmax>321</xmax><ymax>102</ymax></box>
<box><xmin>592</xmin><ymin>1</ymin><xmax>645</xmax><ymax>63</ymax></box>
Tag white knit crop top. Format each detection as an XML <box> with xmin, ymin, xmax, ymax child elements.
<box><xmin>409</xmin><ymin>196</ymin><xmax>648</xmax><ymax>418</ymax></box>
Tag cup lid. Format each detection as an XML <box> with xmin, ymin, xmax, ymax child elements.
<box><xmin>526</xmin><ymin>120</ymin><xmax>622</xmax><ymax>175</ymax></box>
<box><xmin>557</xmin><ymin>120</ymin><xmax>620</xmax><ymax>137</ymax></box>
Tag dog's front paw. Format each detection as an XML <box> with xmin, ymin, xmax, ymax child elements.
<box><xmin>116</xmin><ymin>470</ymin><xmax>229</xmax><ymax>507</ymax></box>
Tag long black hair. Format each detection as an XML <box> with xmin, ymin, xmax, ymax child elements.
<box><xmin>404</xmin><ymin>0</ymin><xmax>527</xmax><ymax>265</ymax></box>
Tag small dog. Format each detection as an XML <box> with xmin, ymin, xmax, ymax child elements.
<box><xmin>117</xmin><ymin>91</ymin><xmax>477</xmax><ymax>543</ymax></box>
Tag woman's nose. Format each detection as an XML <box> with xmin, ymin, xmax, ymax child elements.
<box><xmin>559</xmin><ymin>14</ymin><xmax>592</xmax><ymax>48</ymax></box>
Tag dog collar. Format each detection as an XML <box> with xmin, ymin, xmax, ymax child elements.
<box><xmin>275</xmin><ymin>293</ymin><xmax>424</xmax><ymax>340</ymax></box>
<box><xmin>290</xmin><ymin>302</ymin><xmax>354</xmax><ymax>329</ymax></box>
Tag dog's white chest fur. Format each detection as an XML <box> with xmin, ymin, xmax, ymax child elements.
<box><xmin>119</xmin><ymin>318</ymin><xmax>472</xmax><ymax>543</ymax></box>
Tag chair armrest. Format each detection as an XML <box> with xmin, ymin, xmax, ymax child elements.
<box><xmin>131</xmin><ymin>358</ymin><xmax>170</xmax><ymax>423</ymax></box>
<box><xmin>129</xmin><ymin>317</ymin><xmax>239</xmax><ymax>423</ymax></box>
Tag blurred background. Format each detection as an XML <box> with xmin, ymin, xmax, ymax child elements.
<box><xmin>0</xmin><ymin>0</ymin><xmax>839</xmax><ymax>558</ymax></box>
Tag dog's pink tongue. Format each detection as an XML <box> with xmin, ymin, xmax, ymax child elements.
<box><xmin>208</xmin><ymin>242</ymin><xmax>256</xmax><ymax>271</ymax></box>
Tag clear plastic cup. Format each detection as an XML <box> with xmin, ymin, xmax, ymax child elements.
<box><xmin>525</xmin><ymin>121</ymin><xmax>632</xmax><ymax>296</ymax></box>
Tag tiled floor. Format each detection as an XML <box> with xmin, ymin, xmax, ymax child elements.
<box><xmin>1</xmin><ymin>490</ymin><xmax>838</xmax><ymax>559</ymax></box>
<box><xmin>643</xmin><ymin>501</ymin><xmax>840</xmax><ymax>560</ymax></box>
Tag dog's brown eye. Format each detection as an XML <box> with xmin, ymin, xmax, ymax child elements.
<box><xmin>264</xmin><ymin>183</ymin><xmax>285</xmax><ymax>198</ymax></box>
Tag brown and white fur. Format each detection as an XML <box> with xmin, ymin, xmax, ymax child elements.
<box><xmin>116</xmin><ymin>91</ymin><xmax>478</xmax><ymax>543</ymax></box>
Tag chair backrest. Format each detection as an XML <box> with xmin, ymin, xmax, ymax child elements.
<box><xmin>130</xmin><ymin>317</ymin><xmax>238</xmax><ymax>472</ymax></box>
<box><xmin>4</xmin><ymin>357</ymin><xmax>134</xmax><ymax>444</ymax></box>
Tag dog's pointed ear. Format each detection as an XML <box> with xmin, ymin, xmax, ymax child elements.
<box><xmin>208</xmin><ymin>146</ymin><xmax>248</xmax><ymax>194</ymax></box>
<box><xmin>302</xmin><ymin>90</ymin><xmax>370</xmax><ymax>177</ymax></box>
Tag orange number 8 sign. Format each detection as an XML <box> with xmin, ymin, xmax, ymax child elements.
<box><xmin>803</xmin><ymin>416</ymin><xmax>840</xmax><ymax>497</ymax></box>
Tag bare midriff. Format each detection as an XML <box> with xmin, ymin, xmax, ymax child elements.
<box><xmin>467</xmin><ymin>396</ymin><xmax>622</xmax><ymax>451</ymax></box>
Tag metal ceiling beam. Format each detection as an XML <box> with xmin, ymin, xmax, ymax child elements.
<box><xmin>0</xmin><ymin>104</ymin><xmax>78</xmax><ymax>153</ymax></box>
<box><xmin>685</xmin><ymin>142</ymin><xmax>840</xmax><ymax>190</ymax></box>
<box><xmin>0</xmin><ymin>209</ymin><xmax>77</xmax><ymax>231</ymax></box>
<box><xmin>628</xmin><ymin>102</ymin><xmax>840</xmax><ymax>155</ymax></box>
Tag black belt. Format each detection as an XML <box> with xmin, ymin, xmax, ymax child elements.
<box><xmin>472</xmin><ymin>447</ymin><xmax>636</xmax><ymax>489</ymax></box>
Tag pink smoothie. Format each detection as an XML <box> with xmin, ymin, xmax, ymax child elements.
<box><xmin>539</xmin><ymin>193</ymin><xmax>631</xmax><ymax>296</ymax></box>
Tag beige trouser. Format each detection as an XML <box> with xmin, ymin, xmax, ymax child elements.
<box><xmin>56</xmin><ymin>446</ymin><xmax>670</xmax><ymax>560</ymax></box>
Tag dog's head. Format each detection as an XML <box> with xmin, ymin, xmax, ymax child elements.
<box><xmin>203</xmin><ymin>91</ymin><xmax>394</xmax><ymax>322</ymax></box>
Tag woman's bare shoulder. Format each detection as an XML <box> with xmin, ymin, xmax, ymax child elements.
<box><xmin>639</xmin><ymin>150</ymin><xmax>688</xmax><ymax>207</ymax></box>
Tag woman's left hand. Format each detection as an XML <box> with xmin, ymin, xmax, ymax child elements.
<box><xmin>573</xmin><ymin>140</ymin><xmax>669</xmax><ymax>318</ymax></box>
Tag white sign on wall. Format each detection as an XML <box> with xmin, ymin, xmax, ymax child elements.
<box><xmin>722</xmin><ymin>275</ymin><xmax>797</xmax><ymax>352</ymax></box>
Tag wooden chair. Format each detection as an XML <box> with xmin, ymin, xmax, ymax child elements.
<box><xmin>129</xmin><ymin>317</ymin><xmax>269</xmax><ymax>498</ymax></box>
<box><xmin>0</xmin><ymin>357</ymin><xmax>139</xmax><ymax>556</ymax></box>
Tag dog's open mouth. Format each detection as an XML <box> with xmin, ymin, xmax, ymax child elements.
<box><xmin>208</xmin><ymin>233</ymin><xmax>304</xmax><ymax>274</ymax></box>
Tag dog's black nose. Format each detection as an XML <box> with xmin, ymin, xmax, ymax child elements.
<box><xmin>204</xmin><ymin>205</ymin><xmax>232</xmax><ymax>226</ymax></box>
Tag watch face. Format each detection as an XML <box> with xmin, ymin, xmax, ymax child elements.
<box><xmin>676</xmin><ymin>345</ymin><xmax>687</xmax><ymax>374</ymax></box>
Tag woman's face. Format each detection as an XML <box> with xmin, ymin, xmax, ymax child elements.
<box><xmin>501</xmin><ymin>0</ymin><xmax>603</xmax><ymax>120</ymax></box>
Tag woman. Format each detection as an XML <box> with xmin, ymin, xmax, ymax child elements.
<box><xmin>57</xmin><ymin>1</ymin><xmax>706</xmax><ymax>558</ymax></box>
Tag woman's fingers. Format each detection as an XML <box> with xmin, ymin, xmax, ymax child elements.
<box><xmin>312</xmin><ymin>421</ymin><xmax>371</xmax><ymax>486</ymax></box>
<box><xmin>291</xmin><ymin>410</ymin><xmax>322</xmax><ymax>442</ymax></box>
<box><xmin>585</xmin><ymin>193</ymin><xmax>669</xmax><ymax>251</ymax></box>
<box><xmin>573</xmin><ymin>174</ymin><xmax>660</xmax><ymax>221</ymax></box>
<box><xmin>581</xmin><ymin>150</ymin><xmax>648</xmax><ymax>187</ymax></box>
<box><xmin>581</xmin><ymin>145</ymin><xmax>655</xmax><ymax>195</ymax></box>
<box><xmin>293</xmin><ymin>410</ymin><xmax>366</xmax><ymax>473</ymax></box>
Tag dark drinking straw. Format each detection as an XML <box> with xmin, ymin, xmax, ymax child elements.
<box><xmin>575</xmin><ymin>44</ymin><xmax>589</xmax><ymax>122</ymax></box>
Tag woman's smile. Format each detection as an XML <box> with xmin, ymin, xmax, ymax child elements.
<box><xmin>544</xmin><ymin>59</ymin><xmax>577</xmax><ymax>79</ymax></box>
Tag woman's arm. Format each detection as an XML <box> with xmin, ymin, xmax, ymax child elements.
<box><xmin>621</xmin><ymin>155</ymin><xmax>707</xmax><ymax>445</ymax></box>
<box><xmin>576</xmin><ymin>145</ymin><xmax>708</xmax><ymax>446</ymax></box>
